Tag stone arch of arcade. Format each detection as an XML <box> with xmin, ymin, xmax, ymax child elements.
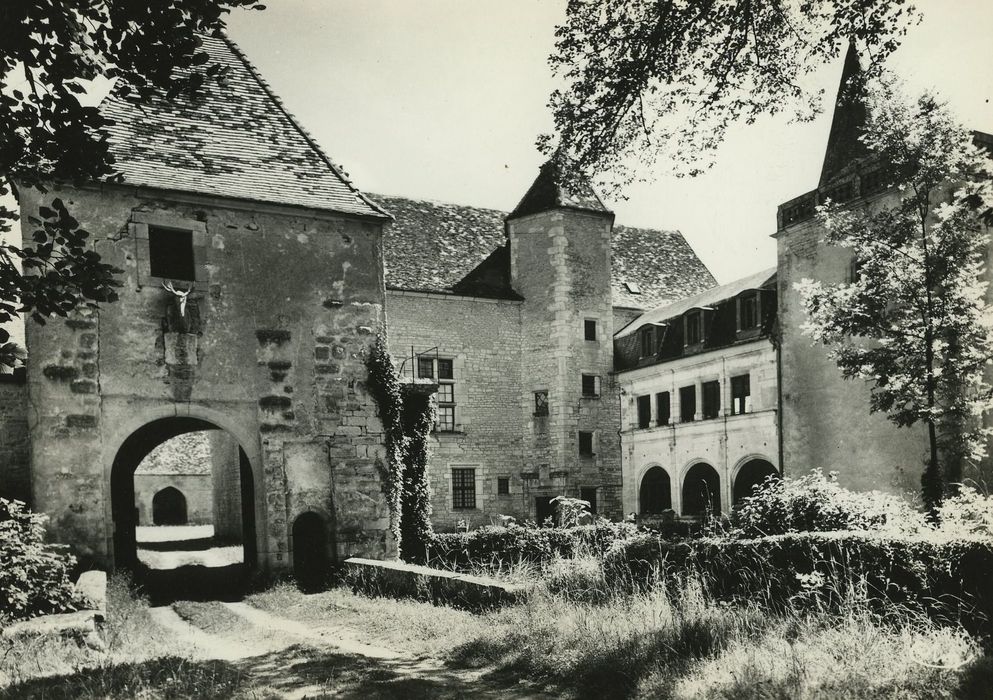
<box><xmin>681</xmin><ymin>461</ymin><xmax>722</xmax><ymax>517</ymax></box>
<box><xmin>638</xmin><ymin>465</ymin><xmax>673</xmax><ymax>515</ymax></box>
<box><xmin>731</xmin><ymin>456</ymin><xmax>779</xmax><ymax>506</ymax></box>
<box><xmin>109</xmin><ymin>415</ymin><xmax>258</xmax><ymax>572</ymax></box>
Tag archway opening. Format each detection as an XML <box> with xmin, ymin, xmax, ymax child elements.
<box><xmin>733</xmin><ymin>459</ymin><xmax>779</xmax><ymax>505</ymax></box>
<box><xmin>682</xmin><ymin>462</ymin><xmax>721</xmax><ymax>517</ymax></box>
<box><xmin>292</xmin><ymin>512</ymin><xmax>330</xmax><ymax>593</ymax></box>
<box><xmin>152</xmin><ymin>487</ymin><xmax>188</xmax><ymax>525</ymax></box>
<box><xmin>111</xmin><ymin>417</ymin><xmax>257</xmax><ymax>602</ymax></box>
<box><xmin>639</xmin><ymin>467</ymin><xmax>672</xmax><ymax>514</ymax></box>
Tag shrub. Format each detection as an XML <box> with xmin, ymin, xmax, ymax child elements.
<box><xmin>426</xmin><ymin>519</ymin><xmax>639</xmax><ymax>571</ymax></box>
<box><xmin>603</xmin><ymin>530</ymin><xmax>993</xmax><ymax>639</ymax></box>
<box><xmin>732</xmin><ymin>469</ymin><xmax>928</xmax><ymax>538</ymax></box>
<box><xmin>0</xmin><ymin>498</ymin><xmax>82</xmax><ymax>622</ymax></box>
<box><xmin>938</xmin><ymin>486</ymin><xmax>993</xmax><ymax>537</ymax></box>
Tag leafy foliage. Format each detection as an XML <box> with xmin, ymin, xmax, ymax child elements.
<box><xmin>732</xmin><ymin>469</ymin><xmax>928</xmax><ymax>538</ymax></box>
<box><xmin>0</xmin><ymin>498</ymin><xmax>81</xmax><ymax>622</ymax></box>
<box><xmin>365</xmin><ymin>336</ymin><xmax>406</xmax><ymax>548</ymax></box>
<box><xmin>0</xmin><ymin>0</ymin><xmax>264</xmax><ymax>369</ymax></box>
<box><xmin>545</xmin><ymin>0</ymin><xmax>920</xmax><ymax>188</ymax></box>
<box><xmin>796</xmin><ymin>78</ymin><xmax>993</xmax><ymax>513</ymax></box>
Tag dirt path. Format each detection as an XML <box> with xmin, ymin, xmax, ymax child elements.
<box><xmin>151</xmin><ymin>600</ymin><xmax>551</xmax><ymax>699</ymax></box>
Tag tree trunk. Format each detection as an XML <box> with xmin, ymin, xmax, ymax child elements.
<box><xmin>922</xmin><ymin>417</ymin><xmax>943</xmax><ymax>522</ymax></box>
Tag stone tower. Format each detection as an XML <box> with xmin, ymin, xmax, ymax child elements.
<box><xmin>506</xmin><ymin>158</ymin><xmax>622</xmax><ymax>519</ymax></box>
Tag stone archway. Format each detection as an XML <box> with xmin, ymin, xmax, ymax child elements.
<box><xmin>152</xmin><ymin>487</ymin><xmax>188</xmax><ymax>525</ymax></box>
<box><xmin>292</xmin><ymin>511</ymin><xmax>331</xmax><ymax>592</ymax></box>
<box><xmin>681</xmin><ymin>462</ymin><xmax>721</xmax><ymax>516</ymax></box>
<box><xmin>110</xmin><ymin>416</ymin><xmax>257</xmax><ymax>572</ymax></box>
<box><xmin>639</xmin><ymin>466</ymin><xmax>672</xmax><ymax>514</ymax></box>
<box><xmin>733</xmin><ymin>458</ymin><xmax>779</xmax><ymax>505</ymax></box>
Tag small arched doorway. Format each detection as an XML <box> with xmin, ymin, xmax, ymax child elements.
<box><xmin>733</xmin><ymin>459</ymin><xmax>779</xmax><ymax>505</ymax></box>
<box><xmin>639</xmin><ymin>467</ymin><xmax>672</xmax><ymax>514</ymax></box>
<box><xmin>682</xmin><ymin>462</ymin><xmax>721</xmax><ymax>516</ymax></box>
<box><xmin>292</xmin><ymin>512</ymin><xmax>330</xmax><ymax>592</ymax></box>
<box><xmin>152</xmin><ymin>487</ymin><xmax>188</xmax><ymax>525</ymax></box>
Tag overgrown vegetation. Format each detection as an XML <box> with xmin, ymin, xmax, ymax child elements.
<box><xmin>0</xmin><ymin>498</ymin><xmax>81</xmax><ymax>623</ymax></box>
<box><xmin>365</xmin><ymin>335</ymin><xmax>435</xmax><ymax>562</ymax></box>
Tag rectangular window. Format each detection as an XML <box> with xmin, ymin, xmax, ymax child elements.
<box><xmin>437</xmin><ymin>406</ymin><xmax>455</xmax><ymax>431</ymax></box>
<box><xmin>584</xmin><ymin>319</ymin><xmax>597</xmax><ymax>341</ymax></box>
<box><xmin>731</xmin><ymin>374</ymin><xmax>751</xmax><ymax>415</ymax></box>
<box><xmin>679</xmin><ymin>385</ymin><xmax>696</xmax><ymax>422</ymax></box>
<box><xmin>148</xmin><ymin>226</ymin><xmax>195</xmax><ymax>281</ymax></box>
<box><xmin>580</xmin><ymin>487</ymin><xmax>597</xmax><ymax>515</ymax></box>
<box><xmin>702</xmin><ymin>380</ymin><xmax>721</xmax><ymax>419</ymax></box>
<box><xmin>437</xmin><ymin>358</ymin><xmax>454</xmax><ymax>379</ymax></box>
<box><xmin>685</xmin><ymin>311</ymin><xmax>703</xmax><ymax>345</ymax></box>
<box><xmin>637</xmin><ymin>395</ymin><xmax>652</xmax><ymax>429</ymax></box>
<box><xmin>578</xmin><ymin>431</ymin><xmax>594</xmax><ymax>456</ymax></box>
<box><xmin>417</xmin><ymin>357</ymin><xmax>434</xmax><ymax>379</ymax></box>
<box><xmin>534</xmin><ymin>390</ymin><xmax>549</xmax><ymax>417</ymax></box>
<box><xmin>437</xmin><ymin>383</ymin><xmax>454</xmax><ymax>404</ymax></box>
<box><xmin>497</xmin><ymin>477</ymin><xmax>510</xmax><ymax>495</ymax></box>
<box><xmin>656</xmin><ymin>391</ymin><xmax>670</xmax><ymax>426</ymax></box>
<box><xmin>452</xmin><ymin>468</ymin><xmax>476</xmax><ymax>509</ymax></box>
<box><xmin>581</xmin><ymin>374</ymin><xmax>600</xmax><ymax>398</ymax></box>
<box><xmin>640</xmin><ymin>327</ymin><xmax>654</xmax><ymax>357</ymax></box>
<box><xmin>738</xmin><ymin>293</ymin><xmax>758</xmax><ymax>330</ymax></box>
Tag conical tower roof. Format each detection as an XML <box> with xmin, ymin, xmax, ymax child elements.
<box><xmin>99</xmin><ymin>34</ymin><xmax>387</xmax><ymax>219</ymax></box>
<box><xmin>819</xmin><ymin>43</ymin><xmax>870</xmax><ymax>186</ymax></box>
<box><xmin>506</xmin><ymin>157</ymin><xmax>612</xmax><ymax>221</ymax></box>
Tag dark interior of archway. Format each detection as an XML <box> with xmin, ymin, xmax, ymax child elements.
<box><xmin>733</xmin><ymin>459</ymin><xmax>779</xmax><ymax>505</ymax></box>
<box><xmin>639</xmin><ymin>467</ymin><xmax>672</xmax><ymax>515</ymax></box>
<box><xmin>111</xmin><ymin>417</ymin><xmax>257</xmax><ymax>603</ymax></box>
<box><xmin>293</xmin><ymin>512</ymin><xmax>331</xmax><ymax>593</ymax></box>
<box><xmin>682</xmin><ymin>463</ymin><xmax>721</xmax><ymax>516</ymax></box>
<box><xmin>152</xmin><ymin>486</ymin><xmax>188</xmax><ymax>525</ymax></box>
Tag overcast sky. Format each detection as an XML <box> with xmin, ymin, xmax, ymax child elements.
<box><xmin>225</xmin><ymin>0</ymin><xmax>993</xmax><ymax>283</ymax></box>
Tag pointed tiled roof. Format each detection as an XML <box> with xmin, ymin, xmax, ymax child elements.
<box><xmin>819</xmin><ymin>43</ymin><xmax>870</xmax><ymax>186</ymax></box>
<box><xmin>506</xmin><ymin>158</ymin><xmax>612</xmax><ymax>220</ymax></box>
<box><xmin>99</xmin><ymin>34</ymin><xmax>388</xmax><ymax>219</ymax></box>
<box><xmin>372</xmin><ymin>193</ymin><xmax>715</xmax><ymax>308</ymax></box>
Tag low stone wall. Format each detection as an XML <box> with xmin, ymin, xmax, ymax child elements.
<box><xmin>343</xmin><ymin>557</ymin><xmax>525</xmax><ymax>610</ymax></box>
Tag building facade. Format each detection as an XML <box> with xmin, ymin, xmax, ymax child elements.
<box><xmin>614</xmin><ymin>269</ymin><xmax>779</xmax><ymax>518</ymax></box>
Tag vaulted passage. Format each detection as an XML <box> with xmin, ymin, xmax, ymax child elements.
<box><xmin>682</xmin><ymin>463</ymin><xmax>721</xmax><ymax>517</ymax></box>
<box><xmin>733</xmin><ymin>459</ymin><xmax>779</xmax><ymax>505</ymax></box>
<box><xmin>110</xmin><ymin>417</ymin><xmax>258</xmax><ymax>601</ymax></box>
<box><xmin>152</xmin><ymin>487</ymin><xmax>188</xmax><ymax>525</ymax></box>
<box><xmin>292</xmin><ymin>512</ymin><xmax>331</xmax><ymax>592</ymax></box>
<box><xmin>639</xmin><ymin>467</ymin><xmax>672</xmax><ymax>514</ymax></box>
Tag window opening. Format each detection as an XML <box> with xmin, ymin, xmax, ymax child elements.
<box><xmin>452</xmin><ymin>468</ymin><xmax>476</xmax><ymax>509</ymax></box>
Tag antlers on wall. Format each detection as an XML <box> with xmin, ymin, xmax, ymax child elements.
<box><xmin>162</xmin><ymin>281</ymin><xmax>192</xmax><ymax>317</ymax></box>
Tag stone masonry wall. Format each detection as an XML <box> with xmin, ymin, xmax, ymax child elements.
<box><xmin>386</xmin><ymin>290</ymin><xmax>525</xmax><ymax>530</ymax></box>
<box><xmin>0</xmin><ymin>370</ymin><xmax>30</xmax><ymax>502</ymax></box>
<box><xmin>21</xmin><ymin>183</ymin><xmax>393</xmax><ymax>569</ymax></box>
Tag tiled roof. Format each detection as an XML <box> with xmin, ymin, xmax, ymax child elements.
<box><xmin>616</xmin><ymin>267</ymin><xmax>777</xmax><ymax>338</ymax></box>
<box><xmin>372</xmin><ymin>193</ymin><xmax>716</xmax><ymax>308</ymax></box>
<box><xmin>507</xmin><ymin>158</ymin><xmax>611</xmax><ymax>220</ymax></box>
<box><xmin>99</xmin><ymin>34</ymin><xmax>387</xmax><ymax>219</ymax></box>
<box><xmin>820</xmin><ymin>43</ymin><xmax>870</xmax><ymax>186</ymax></box>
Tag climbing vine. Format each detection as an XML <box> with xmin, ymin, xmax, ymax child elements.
<box><xmin>365</xmin><ymin>335</ymin><xmax>435</xmax><ymax>561</ymax></box>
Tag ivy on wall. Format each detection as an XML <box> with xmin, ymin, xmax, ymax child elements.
<box><xmin>365</xmin><ymin>335</ymin><xmax>435</xmax><ymax>561</ymax></box>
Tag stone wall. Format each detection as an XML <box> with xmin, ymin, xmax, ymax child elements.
<box><xmin>386</xmin><ymin>290</ymin><xmax>526</xmax><ymax>530</ymax></box>
<box><xmin>0</xmin><ymin>369</ymin><xmax>30</xmax><ymax>502</ymax></box>
<box><xmin>617</xmin><ymin>340</ymin><xmax>779</xmax><ymax>516</ymax></box>
<box><xmin>134</xmin><ymin>473</ymin><xmax>213</xmax><ymax>525</ymax></box>
<box><xmin>21</xmin><ymin>183</ymin><xmax>393</xmax><ymax>570</ymax></box>
<box><xmin>209</xmin><ymin>430</ymin><xmax>243</xmax><ymax>541</ymax></box>
<box><xmin>776</xmin><ymin>189</ymin><xmax>928</xmax><ymax>495</ymax></box>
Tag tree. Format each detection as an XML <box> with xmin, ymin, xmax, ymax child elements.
<box><xmin>0</xmin><ymin>0</ymin><xmax>263</xmax><ymax>369</ymax></box>
<box><xmin>795</xmin><ymin>78</ymin><xmax>993</xmax><ymax>516</ymax></box>
<box><xmin>543</xmin><ymin>0</ymin><xmax>920</xmax><ymax>188</ymax></box>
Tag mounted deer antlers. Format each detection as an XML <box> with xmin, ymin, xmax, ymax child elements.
<box><xmin>162</xmin><ymin>281</ymin><xmax>192</xmax><ymax>317</ymax></box>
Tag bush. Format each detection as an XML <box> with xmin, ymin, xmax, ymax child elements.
<box><xmin>732</xmin><ymin>469</ymin><xmax>928</xmax><ymax>538</ymax></box>
<box><xmin>0</xmin><ymin>499</ymin><xmax>82</xmax><ymax>623</ymax></box>
<box><xmin>938</xmin><ymin>486</ymin><xmax>993</xmax><ymax>537</ymax></box>
<box><xmin>603</xmin><ymin>530</ymin><xmax>993</xmax><ymax>639</ymax></box>
<box><xmin>426</xmin><ymin>519</ymin><xmax>638</xmax><ymax>571</ymax></box>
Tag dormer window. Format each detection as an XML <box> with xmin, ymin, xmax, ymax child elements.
<box><xmin>624</xmin><ymin>281</ymin><xmax>641</xmax><ymax>295</ymax></box>
<box><xmin>684</xmin><ymin>311</ymin><xmax>703</xmax><ymax>346</ymax></box>
<box><xmin>639</xmin><ymin>327</ymin><xmax>654</xmax><ymax>357</ymax></box>
<box><xmin>737</xmin><ymin>292</ymin><xmax>759</xmax><ymax>331</ymax></box>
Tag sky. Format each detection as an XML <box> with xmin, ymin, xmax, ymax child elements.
<box><xmin>224</xmin><ymin>0</ymin><xmax>993</xmax><ymax>284</ymax></box>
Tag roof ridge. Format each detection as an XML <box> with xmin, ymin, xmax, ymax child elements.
<box><xmin>219</xmin><ymin>32</ymin><xmax>391</xmax><ymax>220</ymax></box>
<box><xmin>370</xmin><ymin>192</ymin><xmax>510</xmax><ymax>216</ymax></box>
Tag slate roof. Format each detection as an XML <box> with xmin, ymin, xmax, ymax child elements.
<box><xmin>507</xmin><ymin>158</ymin><xmax>611</xmax><ymax>220</ymax></box>
<box><xmin>372</xmin><ymin>193</ymin><xmax>716</xmax><ymax>308</ymax></box>
<box><xmin>616</xmin><ymin>267</ymin><xmax>777</xmax><ymax>338</ymax></box>
<box><xmin>99</xmin><ymin>34</ymin><xmax>387</xmax><ymax>219</ymax></box>
<box><xmin>819</xmin><ymin>43</ymin><xmax>870</xmax><ymax>186</ymax></box>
